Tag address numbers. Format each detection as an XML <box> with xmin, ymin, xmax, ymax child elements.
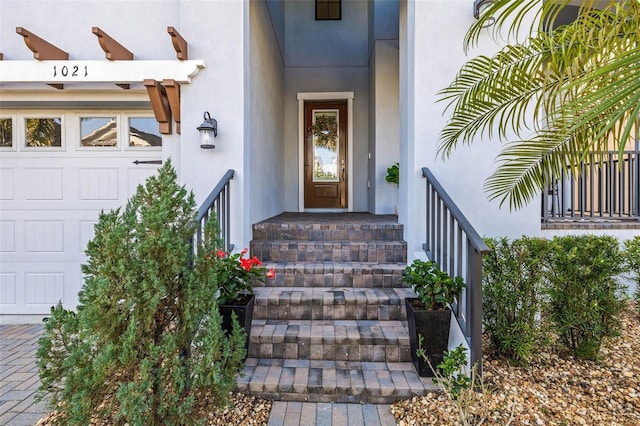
<box><xmin>52</xmin><ymin>65</ymin><xmax>88</xmax><ymax>78</ymax></box>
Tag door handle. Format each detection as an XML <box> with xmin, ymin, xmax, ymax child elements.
<box><xmin>133</xmin><ymin>160</ymin><xmax>162</xmax><ymax>165</ymax></box>
<box><xmin>341</xmin><ymin>167</ymin><xmax>345</xmax><ymax>181</ymax></box>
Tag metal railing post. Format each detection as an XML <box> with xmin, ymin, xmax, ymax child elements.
<box><xmin>193</xmin><ymin>169</ymin><xmax>235</xmax><ymax>255</ymax></box>
<box><xmin>422</xmin><ymin>167</ymin><xmax>490</xmax><ymax>375</ymax></box>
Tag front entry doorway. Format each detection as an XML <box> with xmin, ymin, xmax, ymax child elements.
<box><xmin>304</xmin><ymin>101</ymin><xmax>347</xmax><ymax>209</ymax></box>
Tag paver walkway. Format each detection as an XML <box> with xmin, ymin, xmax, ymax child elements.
<box><xmin>0</xmin><ymin>325</ymin><xmax>49</xmax><ymax>426</ymax></box>
<box><xmin>0</xmin><ymin>324</ymin><xmax>397</xmax><ymax>425</ymax></box>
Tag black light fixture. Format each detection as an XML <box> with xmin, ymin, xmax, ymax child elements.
<box><xmin>473</xmin><ymin>0</ymin><xmax>496</xmax><ymax>27</ymax></box>
<box><xmin>197</xmin><ymin>111</ymin><xmax>217</xmax><ymax>149</ymax></box>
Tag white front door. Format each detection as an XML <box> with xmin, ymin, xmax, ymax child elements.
<box><xmin>0</xmin><ymin>111</ymin><xmax>161</xmax><ymax>316</ymax></box>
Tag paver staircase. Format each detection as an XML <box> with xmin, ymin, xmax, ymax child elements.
<box><xmin>236</xmin><ymin>213</ymin><xmax>436</xmax><ymax>403</ymax></box>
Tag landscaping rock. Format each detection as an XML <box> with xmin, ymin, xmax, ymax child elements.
<box><xmin>392</xmin><ymin>302</ymin><xmax>640</xmax><ymax>425</ymax></box>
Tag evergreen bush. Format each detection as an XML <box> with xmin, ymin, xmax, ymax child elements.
<box><xmin>622</xmin><ymin>236</ymin><xmax>640</xmax><ymax>315</ymax></box>
<box><xmin>545</xmin><ymin>235</ymin><xmax>626</xmax><ymax>360</ymax></box>
<box><xmin>482</xmin><ymin>236</ymin><xmax>548</xmax><ymax>363</ymax></box>
<box><xmin>36</xmin><ymin>160</ymin><xmax>246</xmax><ymax>425</ymax></box>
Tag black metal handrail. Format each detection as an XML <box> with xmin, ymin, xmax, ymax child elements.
<box><xmin>422</xmin><ymin>167</ymin><xmax>490</xmax><ymax>373</ymax></box>
<box><xmin>542</xmin><ymin>150</ymin><xmax>640</xmax><ymax>221</ymax></box>
<box><xmin>194</xmin><ymin>169</ymin><xmax>235</xmax><ymax>253</ymax></box>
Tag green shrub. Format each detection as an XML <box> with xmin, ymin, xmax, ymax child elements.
<box><xmin>622</xmin><ymin>237</ymin><xmax>640</xmax><ymax>315</ymax></box>
<box><xmin>403</xmin><ymin>259</ymin><xmax>465</xmax><ymax>310</ymax></box>
<box><xmin>482</xmin><ymin>236</ymin><xmax>548</xmax><ymax>363</ymax></box>
<box><xmin>545</xmin><ymin>235</ymin><xmax>626</xmax><ymax>360</ymax></box>
<box><xmin>434</xmin><ymin>345</ymin><xmax>471</xmax><ymax>399</ymax></box>
<box><xmin>36</xmin><ymin>160</ymin><xmax>246</xmax><ymax>425</ymax></box>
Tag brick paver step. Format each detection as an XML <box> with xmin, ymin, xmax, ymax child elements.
<box><xmin>243</xmin><ymin>213</ymin><xmax>424</xmax><ymax>404</ymax></box>
<box><xmin>252</xmin><ymin>213</ymin><xmax>402</xmax><ymax>242</ymax></box>
<box><xmin>248</xmin><ymin>319</ymin><xmax>411</xmax><ymax>362</ymax></box>
<box><xmin>237</xmin><ymin>358</ymin><xmax>437</xmax><ymax>404</ymax></box>
<box><xmin>254</xmin><ymin>261</ymin><xmax>407</xmax><ymax>288</ymax></box>
<box><xmin>252</xmin><ymin>287</ymin><xmax>416</xmax><ymax>320</ymax></box>
<box><xmin>250</xmin><ymin>241</ymin><xmax>407</xmax><ymax>263</ymax></box>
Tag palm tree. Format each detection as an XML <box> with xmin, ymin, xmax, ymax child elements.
<box><xmin>438</xmin><ymin>0</ymin><xmax>640</xmax><ymax>210</ymax></box>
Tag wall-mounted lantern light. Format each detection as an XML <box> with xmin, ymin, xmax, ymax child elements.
<box><xmin>197</xmin><ymin>111</ymin><xmax>217</xmax><ymax>149</ymax></box>
<box><xmin>473</xmin><ymin>0</ymin><xmax>496</xmax><ymax>27</ymax></box>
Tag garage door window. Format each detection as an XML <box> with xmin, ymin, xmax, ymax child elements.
<box><xmin>80</xmin><ymin>117</ymin><xmax>118</xmax><ymax>147</ymax></box>
<box><xmin>25</xmin><ymin>117</ymin><xmax>62</xmax><ymax>148</ymax></box>
<box><xmin>129</xmin><ymin>117</ymin><xmax>161</xmax><ymax>147</ymax></box>
<box><xmin>0</xmin><ymin>118</ymin><xmax>12</xmax><ymax>148</ymax></box>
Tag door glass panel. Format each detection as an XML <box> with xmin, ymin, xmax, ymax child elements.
<box><xmin>311</xmin><ymin>110</ymin><xmax>339</xmax><ymax>182</ymax></box>
<box><xmin>80</xmin><ymin>117</ymin><xmax>117</xmax><ymax>147</ymax></box>
<box><xmin>129</xmin><ymin>117</ymin><xmax>162</xmax><ymax>147</ymax></box>
<box><xmin>0</xmin><ymin>118</ymin><xmax>12</xmax><ymax>147</ymax></box>
<box><xmin>25</xmin><ymin>118</ymin><xmax>62</xmax><ymax>147</ymax></box>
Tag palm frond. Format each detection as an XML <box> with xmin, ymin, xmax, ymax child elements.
<box><xmin>441</xmin><ymin>0</ymin><xmax>640</xmax><ymax>209</ymax></box>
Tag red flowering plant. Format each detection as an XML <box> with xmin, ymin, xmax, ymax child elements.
<box><xmin>210</xmin><ymin>248</ymin><xmax>275</xmax><ymax>305</ymax></box>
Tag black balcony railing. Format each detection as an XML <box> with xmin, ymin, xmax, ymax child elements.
<box><xmin>192</xmin><ymin>169</ymin><xmax>235</xmax><ymax>254</ymax></box>
<box><xmin>422</xmin><ymin>167</ymin><xmax>490</xmax><ymax>374</ymax></box>
<box><xmin>542</xmin><ymin>150</ymin><xmax>640</xmax><ymax>222</ymax></box>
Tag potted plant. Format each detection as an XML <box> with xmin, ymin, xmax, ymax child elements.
<box><xmin>209</xmin><ymin>247</ymin><xmax>275</xmax><ymax>352</ymax></box>
<box><xmin>385</xmin><ymin>162</ymin><xmax>399</xmax><ymax>186</ymax></box>
<box><xmin>403</xmin><ymin>259</ymin><xmax>465</xmax><ymax>376</ymax></box>
<box><xmin>385</xmin><ymin>162</ymin><xmax>399</xmax><ymax>214</ymax></box>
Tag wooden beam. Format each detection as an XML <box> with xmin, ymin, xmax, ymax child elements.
<box><xmin>162</xmin><ymin>79</ymin><xmax>181</xmax><ymax>134</ymax></box>
<box><xmin>167</xmin><ymin>27</ymin><xmax>188</xmax><ymax>60</ymax></box>
<box><xmin>144</xmin><ymin>79</ymin><xmax>171</xmax><ymax>135</ymax></box>
<box><xmin>16</xmin><ymin>27</ymin><xmax>68</xmax><ymax>60</ymax></box>
<box><xmin>0</xmin><ymin>53</ymin><xmax>3</xmax><ymax>60</ymax></box>
<box><xmin>92</xmin><ymin>27</ymin><xmax>134</xmax><ymax>60</ymax></box>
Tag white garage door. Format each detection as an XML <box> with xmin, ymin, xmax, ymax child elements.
<box><xmin>0</xmin><ymin>111</ymin><xmax>162</xmax><ymax>317</ymax></box>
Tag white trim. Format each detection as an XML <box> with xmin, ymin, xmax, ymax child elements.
<box><xmin>297</xmin><ymin>92</ymin><xmax>354</xmax><ymax>212</ymax></box>
<box><xmin>124</xmin><ymin>115</ymin><xmax>162</xmax><ymax>151</ymax></box>
<box><xmin>0</xmin><ymin>114</ymin><xmax>17</xmax><ymax>151</ymax></box>
<box><xmin>0</xmin><ymin>60</ymin><xmax>205</xmax><ymax>85</ymax></box>
<box><xmin>0</xmin><ymin>90</ymin><xmax>150</xmax><ymax>104</ymax></box>
<box><xmin>21</xmin><ymin>115</ymin><xmax>65</xmax><ymax>152</ymax></box>
<box><xmin>297</xmin><ymin>92</ymin><xmax>355</xmax><ymax>101</ymax></box>
<box><xmin>75</xmin><ymin>115</ymin><xmax>120</xmax><ymax>151</ymax></box>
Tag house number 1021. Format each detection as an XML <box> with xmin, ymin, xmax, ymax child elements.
<box><xmin>52</xmin><ymin>65</ymin><xmax>88</xmax><ymax>78</ymax></box>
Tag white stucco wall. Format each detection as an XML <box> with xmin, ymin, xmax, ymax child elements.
<box><xmin>400</xmin><ymin>0</ymin><xmax>639</xmax><ymax>259</ymax></box>
<box><xmin>368</xmin><ymin>0</ymin><xmax>400</xmax><ymax>215</ymax></box>
<box><xmin>176</xmin><ymin>1</ymin><xmax>247</xmax><ymax>249</ymax></box>
<box><xmin>0</xmin><ymin>1</ymin><xmax>181</xmax><ymax>61</ymax></box>
<box><xmin>400</xmin><ymin>0</ymin><xmax>541</xmax><ymax>258</ymax></box>
<box><xmin>371</xmin><ymin>40</ymin><xmax>400</xmax><ymax>215</ymax></box>
<box><xmin>246</xmin><ymin>0</ymin><xmax>285</xmax><ymax>233</ymax></box>
<box><xmin>284</xmin><ymin>0</ymin><xmax>369</xmax><ymax>67</ymax></box>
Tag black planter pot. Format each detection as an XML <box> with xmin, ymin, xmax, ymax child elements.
<box><xmin>405</xmin><ymin>297</ymin><xmax>451</xmax><ymax>377</ymax></box>
<box><xmin>219</xmin><ymin>293</ymin><xmax>254</xmax><ymax>354</ymax></box>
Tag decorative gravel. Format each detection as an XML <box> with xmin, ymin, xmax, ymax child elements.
<box><xmin>198</xmin><ymin>392</ymin><xmax>271</xmax><ymax>426</ymax></box>
<box><xmin>392</xmin><ymin>302</ymin><xmax>640</xmax><ymax>425</ymax></box>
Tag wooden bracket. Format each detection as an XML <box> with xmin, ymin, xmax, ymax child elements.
<box><xmin>92</xmin><ymin>27</ymin><xmax>133</xmax><ymax>90</ymax></box>
<box><xmin>0</xmin><ymin>53</ymin><xmax>3</xmax><ymax>60</ymax></box>
<box><xmin>144</xmin><ymin>79</ymin><xmax>171</xmax><ymax>134</ymax></box>
<box><xmin>92</xmin><ymin>27</ymin><xmax>134</xmax><ymax>60</ymax></box>
<box><xmin>16</xmin><ymin>27</ymin><xmax>69</xmax><ymax>60</ymax></box>
<box><xmin>17</xmin><ymin>27</ymin><xmax>68</xmax><ymax>89</ymax></box>
<box><xmin>167</xmin><ymin>27</ymin><xmax>188</xmax><ymax>60</ymax></box>
<box><xmin>162</xmin><ymin>79</ymin><xmax>181</xmax><ymax>134</ymax></box>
